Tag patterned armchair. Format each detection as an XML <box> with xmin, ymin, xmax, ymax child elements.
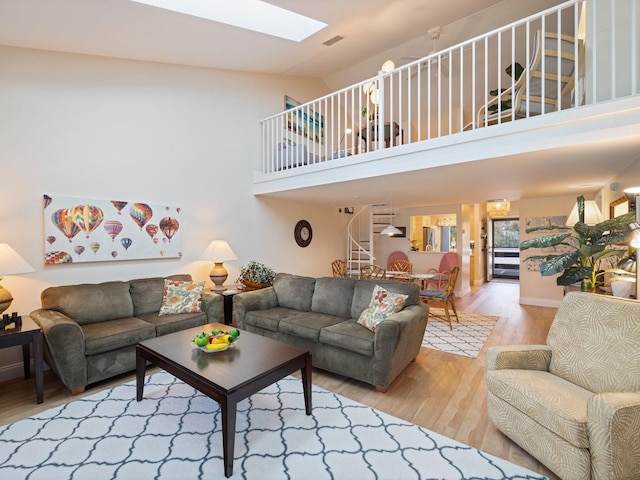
<box><xmin>485</xmin><ymin>292</ymin><xmax>640</xmax><ymax>480</ymax></box>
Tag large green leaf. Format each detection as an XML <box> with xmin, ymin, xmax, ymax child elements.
<box><xmin>520</xmin><ymin>233</ymin><xmax>572</xmax><ymax>250</ymax></box>
<box><xmin>557</xmin><ymin>266</ymin><xmax>592</xmax><ymax>285</ymax></box>
<box><xmin>539</xmin><ymin>251</ymin><xmax>579</xmax><ymax>276</ymax></box>
<box><xmin>525</xmin><ymin>224</ymin><xmax>570</xmax><ymax>234</ymax></box>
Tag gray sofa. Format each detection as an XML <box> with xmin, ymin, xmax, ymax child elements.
<box><xmin>233</xmin><ymin>273</ymin><xmax>428</xmax><ymax>392</ymax></box>
<box><xmin>30</xmin><ymin>274</ymin><xmax>223</xmax><ymax>394</ymax></box>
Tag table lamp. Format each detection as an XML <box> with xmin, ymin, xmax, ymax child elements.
<box><xmin>199</xmin><ymin>240</ymin><xmax>237</xmax><ymax>292</ymax></box>
<box><xmin>0</xmin><ymin>243</ymin><xmax>35</xmax><ymax>315</ymax></box>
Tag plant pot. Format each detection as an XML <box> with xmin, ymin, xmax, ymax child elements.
<box><xmin>243</xmin><ymin>280</ymin><xmax>271</xmax><ymax>291</ymax></box>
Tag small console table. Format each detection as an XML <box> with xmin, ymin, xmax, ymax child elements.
<box><xmin>0</xmin><ymin>314</ymin><xmax>44</xmax><ymax>404</ymax></box>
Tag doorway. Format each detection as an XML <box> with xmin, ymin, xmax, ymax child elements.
<box><xmin>491</xmin><ymin>218</ymin><xmax>520</xmax><ymax>279</ymax></box>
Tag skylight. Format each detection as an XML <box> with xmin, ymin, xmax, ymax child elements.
<box><xmin>130</xmin><ymin>0</ymin><xmax>327</xmax><ymax>42</ymax></box>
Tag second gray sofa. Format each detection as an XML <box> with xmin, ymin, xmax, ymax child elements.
<box><xmin>234</xmin><ymin>272</ymin><xmax>428</xmax><ymax>392</ymax></box>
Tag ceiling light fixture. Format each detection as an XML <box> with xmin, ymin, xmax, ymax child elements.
<box><xmin>130</xmin><ymin>0</ymin><xmax>327</xmax><ymax>42</ymax></box>
<box><xmin>381</xmin><ymin>194</ymin><xmax>402</xmax><ymax>236</ymax></box>
<box><xmin>486</xmin><ymin>199</ymin><xmax>510</xmax><ymax>217</ymax></box>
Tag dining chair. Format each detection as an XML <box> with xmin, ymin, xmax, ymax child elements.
<box><xmin>388</xmin><ymin>259</ymin><xmax>413</xmax><ymax>282</ymax></box>
<box><xmin>423</xmin><ymin>252</ymin><xmax>458</xmax><ymax>290</ymax></box>
<box><xmin>360</xmin><ymin>264</ymin><xmax>386</xmax><ymax>279</ymax></box>
<box><xmin>420</xmin><ymin>265</ymin><xmax>460</xmax><ymax>329</ymax></box>
<box><xmin>331</xmin><ymin>259</ymin><xmax>348</xmax><ymax>278</ymax></box>
<box><xmin>476</xmin><ymin>31</ymin><xmax>581</xmax><ymax>127</ymax></box>
<box><xmin>387</xmin><ymin>250</ymin><xmax>409</xmax><ymax>268</ymax></box>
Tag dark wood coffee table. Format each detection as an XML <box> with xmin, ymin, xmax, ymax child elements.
<box><xmin>135</xmin><ymin>323</ymin><xmax>312</xmax><ymax>478</ymax></box>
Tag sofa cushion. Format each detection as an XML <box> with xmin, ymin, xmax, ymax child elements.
<box><xmin>159</xmin><ymin>279</ymin><xmax>205</xmax><ymax>315</ymax></box>
<box><xmin>320</xmin><ymin>320</ymin><xmax>375</xmax><ymax>356</ymax></box>
<box><xmin>130</xmin><ymin>274</ymin><xmax>193</xmax><ymax>316</ymax></box>
<box><xmin>357</xmin><ymin>285</ymin><xmax>408</xmax><ymax>332</ymax></box>
<box><xmin>278</xmin><ymin>312</ymin><xmax>345</xmax><ymax>341</ymax></box>
<box><xmin>351</xmin><ymin>280</ymin><xmax>419</xmax><ymax>320</ymax></box>
<box><xmin>244</xmin><ymin>307</ymin><xmax>303</xmax><ymax>333</ymax></box>
<box><xmin>82</xmin><ymin>317</ymin><xmax>156</xmax><ymax>356</ymax></box>
<box><xmin>137</xmin><ymin>311</ymin><xmax>208</xmax><ymax>337</ymax></box>
<box><xmin>311</xmin><ymin>277</ymin><xmax>356</xmax><ymax>318</ymax></box>
<box><xmin>486</xmin><ymin>369</ymin><xmax>592</xmax><ymax>448</ymax></box>
<box><xmin>41</xmin><ymin>281</ymin><xmax>134</xmax><ymax>326</ymax></box>
<box><xmin>273</xmin><ymin>273</ymin><xmax>316</xmax><ymax>311</ymax></box>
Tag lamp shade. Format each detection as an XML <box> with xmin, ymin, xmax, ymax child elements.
<box><xmin>381</xmin><ymin>225</ymin><xmax>403</xmax><ymax>236</ymax></box>
<box><xmin>199</xmin><ymin>240</ymin><xmax>237</xmax><ymax>262</ymax></box>
<box><xmin>0</xmin><ymin>244</ymin><xmax>34</xmax><ymax>275</ymax></box>
<box><xmin>0</xmin><ymin>243</ymin><xmax>34</xmax><ymax>315</ymax></box>
<box><xmin>486</xmin><ymin>200</ymin><xmax>510</xmax><ymax>217</ymax></box>
<box><xmin>629</xmin><ymin>222</ymin><xmax>640</xmax><ymax>248</ymax></box>
<box><xmin>566</xmin><ymin>199</ymin><xmax>603</xmax><ymax>226</ymax></box>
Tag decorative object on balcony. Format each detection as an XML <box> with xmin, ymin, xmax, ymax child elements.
<box><xmin>237</xmin><ymin>260</ymin><xmax>275</xmax><ymax>291</ymax></box>
<box><xmin>199</xmin><ymin>240</ymin><xmax>237</xmax><ymax>292</ymax></box>
<box><xmin>486</xmin><ymin>199</ymin><xmax>510</xmax><ymax>217</ymax></box>
<box><xmin>0</xmin><ymin>243</ymin><xmax>34</xmax><ymax>316</ymax></box>
<box><xmin>284</xmin><ymin>95</ymin><xmax>324</xmax><ymax>144</ymax></box>
<box><xmin>380</xmin><ymin>60</ymin><xmax>395</xmax><ymax>73</ymax></box>
<box><xmin>293</xmin><ymin>220</ymin><xmax>312</xmax><ymax>247</ymax></box>
<box><xmin>520</xmin><ymin>195</ymin><xmax>635</xmax><ymax>292</ymax></box>
<box><xmin>477</xmin><ymin>31</ymin><xmax>580</xmax><ymax>127</ymax></box>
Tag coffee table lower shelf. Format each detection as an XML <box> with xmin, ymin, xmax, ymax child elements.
<box><xmin>135</xmin><ymin>324</ymin><xmax>312</xmax><ymax>478</ymax></box>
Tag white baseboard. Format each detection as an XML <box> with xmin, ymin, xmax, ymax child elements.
<box><xmin>0</xmin><ymin>360</ymin><xmax>50</xmax><ymax>384</ymax></box>
<box><xmin>519</xmin><ymin>297</ymin><xmax>562</xmax><ymax>308</ymax></box>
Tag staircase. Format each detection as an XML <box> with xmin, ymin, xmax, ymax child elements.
<box><xmin>346</xmin><ymin>204</ymin><xmax>395</xmax><ymax>275</ymax></box>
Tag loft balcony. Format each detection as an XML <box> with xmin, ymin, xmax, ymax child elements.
<box><xmin>255</xmin><ymin>0</ymin><xmax>640</xmax><ymax>206</ymax></box>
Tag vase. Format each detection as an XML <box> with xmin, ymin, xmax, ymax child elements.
<box><xmin>580</xmin><ymin>279</ymin><xmax>596</xmax><ymax>293</ymax></box>
<box><xmin>243</xmin><ymin>280</ymin><xmax>271</xmax><ymax>291</ymax></box>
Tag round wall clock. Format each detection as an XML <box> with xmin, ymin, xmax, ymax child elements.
<box><xmin>294</xmin><ymin>220</ymin><xmax>312</xmax><ymax>247</ymax></box>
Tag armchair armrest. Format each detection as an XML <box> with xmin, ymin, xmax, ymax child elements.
<box><xmin>200</xmin><ymin>291</ymin><xmax>224</xmax><ymax>323</ymax></box>
<box><xmin>485</xmin><ymin>345</ymin><xmax>552</xmax><ymax>371</ymax></box>
<box><xmin>588</xmin><ymin>392</ymin><xmax>640</xmax><ymax>479</ymax></box>
<box><xmin>232</xmin><ymin>287</ymin><xmax>278</xmax><ymax>329</ymax></box>
<box><xmin>29</xmin><ymin>308</ymin><xmax>87</xmax><ymax>392</ymax></box>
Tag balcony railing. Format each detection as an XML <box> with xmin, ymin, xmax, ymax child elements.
<box><xmin>260</xmin><ymin>0</ymin><xmax>639</xmax><ymax>175</ymax></box>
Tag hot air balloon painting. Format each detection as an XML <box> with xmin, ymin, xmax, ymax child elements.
<box><xmin>121</xmin><ymin>238</ymin><xmax>132</xmax><ymax>250</ymax></box>
<box><xmin>159</xmin><ymin>217</ymin><xmax>179</xmax><ymax>242</ymax></box>
<box><xmin>51</xmin><ymin>209</ymin><xmax>80</xmax><ymax>242</ymax></box>
<box><xmin>111</xmin><ymin>201</ymin><xmax>128</xmax><ymax>215</ymax></box>
<box><xmin>104</xmin><ymin>221</ymin><xmax>123</xmax><ymax>241</ymax></box>
<box><xmin>130</xmin><ymin>203</ymin><xmax>153</xmax><ymax>230</ymax></box>
<box><xmin>44</xmin><ymin>195</ymin><xmax>182</xmax><ymax>264</ymax></box>
<box><xmin>72</xmin><ymin>204</ymin><xmax>104</xmax><ymax>238</ymax></box>
<box><xmin>145</xmin><ymin>224</ymin><xmax>158</xmax><ymax>239</ymax></box>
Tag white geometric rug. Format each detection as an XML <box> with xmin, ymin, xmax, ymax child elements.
<box><xmin>422</xmin><ymin>309</ymin><xmax>499</xmax><ymax>358</ymax></box>
<box><xmin>0</xmin><ymin>371</ymin><xmax>545</xmax><ymax>480</ymax></box>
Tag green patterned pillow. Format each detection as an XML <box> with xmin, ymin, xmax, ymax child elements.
<box><xmin>357</xmin><ymin>285</ymin><xmax>408</xmax><ymax>332</ymax></box>
<box><xmin>159</xmin><ymin>279</ymin><xmax>205</xmax><ymax>315</ymax></box>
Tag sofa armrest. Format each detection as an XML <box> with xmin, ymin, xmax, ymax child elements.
<box><xmin>30</xmin><ymin>308</ymin><xmax>87</xmax><ymax>392</ymax></box>
<box><xmin>233</xmin><ymin>287</ymin><xmax>279</xmax><ymax>329</ymax></box>
<box><xmin>201</xmin><ymin>291</ymin><xmax>224</xmax><ymax>323</ymax></box>
<box><xmin>588</xmin><ymin>392</ymin><xmax>640</xmax><ymax>479</ymax></box>
<box><xmin>372</xmin><ymin>303</ymin><xmax>428</xmax><ymax>389</ymax></box>
<box><xmin>485</xmin><ymin>345</ymin><xmax>552</xmax><ymax>371</ymax></box>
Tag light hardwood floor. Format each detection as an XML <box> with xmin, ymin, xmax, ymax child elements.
<box><xmin>0</xmin><ymin>279</ymin><xmax>559</xmax><ymax>479</ymax></box>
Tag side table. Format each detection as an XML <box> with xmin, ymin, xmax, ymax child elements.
<box><xmin>0</xmin><ymin>314</ymin><xmax>44</xmax><ymax>403</ymax></box>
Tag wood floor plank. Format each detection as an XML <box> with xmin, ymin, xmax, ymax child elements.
<box><xmin>0</xmin><ymin>279</ymin><xmax>559</xmax><ymax>479</ymax></box>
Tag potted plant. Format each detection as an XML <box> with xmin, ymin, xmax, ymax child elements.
<box><xmin>236</xmin><ymin>260</ymin><xmax>276</xmax><ymax>290</ymax></box>
<box><xmin>520</xmin><ymin>196</ymin><xmax>635</xmax><ymax>292</ymax></box>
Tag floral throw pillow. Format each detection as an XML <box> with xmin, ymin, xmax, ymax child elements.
<box><xmin>159</xmin><ymin>280</ymin><xmax>205</xmax><ymax>315</ymax></box>
<box><xmin>357</xmin><ymin>285</ymin><xmax>408</xmax><ymax>332</ymax></box>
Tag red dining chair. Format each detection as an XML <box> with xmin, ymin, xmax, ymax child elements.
<box><xmin>423</xmin><ymin>252</ymin><xmax>458</xmax><ymax>290</ymax></box>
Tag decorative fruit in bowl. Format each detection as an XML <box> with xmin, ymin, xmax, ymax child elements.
<box><xmin>192</xmin><ymin>328</ymin><xmax>240</xmax><ymax>352</ymax></box>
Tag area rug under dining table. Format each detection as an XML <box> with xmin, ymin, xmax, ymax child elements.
<box><xmin>0</xmin><ymin>371</ymin><xmax>546</xmax><ymax>480</ymax></box>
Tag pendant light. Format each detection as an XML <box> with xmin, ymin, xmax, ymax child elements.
<box><xmin>381</xmin><ymin>193</ymin><xmax>402</xmax><ymax>236</ymax></box>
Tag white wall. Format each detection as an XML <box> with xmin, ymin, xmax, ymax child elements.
<box><xmin>0</xmin><ymin>46</ymin><xmax>349</xmax><ymax>380</ymax></box>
